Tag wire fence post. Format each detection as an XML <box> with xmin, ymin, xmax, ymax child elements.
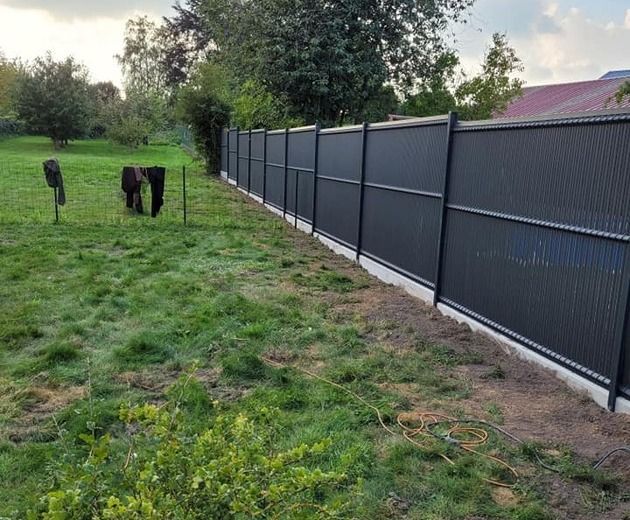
<box><xmin>355</xmin><ymin>122</ymin><xmax>368</xmax><ymax>261</ymax></box>
<box><xmin>311</xmin><ymin>123</ymin><xmax>320</xmax><ymax>236</ymax></box>
<box><xmin>432</xmin><ymin>111</ymin><xmax>458</xmax><ymax>307</ymax></box>
<box><xmin>262</xmin><ymin>129</ymin><xmax>267</xmax><ymax>205</ymax></box>
<box><xmin>247</xmin><ymin>128</ymin><xmax>252</xmax><ymax>195</ymax></box>
<box><xmin>182</xmin><ymin>165</ymin><xmax>187</xmax><ymax>226</ymax></box>
<box><xmin>53</xmin><ymin>186</ymin><xmax>59</xmax><ymax>223</ymax></box>
<box><xmin>283</xmin><ymin>128</ymin><xmax>289</xmax><ymax>219</ymax></box>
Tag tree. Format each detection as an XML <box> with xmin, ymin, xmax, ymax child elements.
<box><xmin>232</xmin><ymin>80</ymin><xmax>302</xmax><ymax>130</ymax></box>
<box><xmin>164</xmin><ymin>0</ymin><xmax>475</xmax><ymax>125</ymax></box>
<box><xmin>455</xmin><ymin>33</ymin><xmax>523</xmax><ymax>120</ymax></box>
<box><xmin>615</xmin><ymin>82</ymin><xmax>630</xmax><ymax>104</ymax></box>
<box><xmin>15</xmin><ymin>54</ymin><xmax>90</xmax><ymax>148</ymax></box>
<box><xmin>177</xmin><ymin>63</ymin><xmax>231</xmax><ymax>173</ymax></box>
<box><xmin>87</xmin><ymin>81</ymin><xmax>121</xmax><ymax>138</ymax></box>
<box><xmin>0</xmin><ymin>50</ymin><xmax>19</xmax><ymax>117</ymax></box>
<box><xmin>107</xmin><ymin>92</ymin><xmax>169</xmax><ymax>147</ymax></box>
<box><xmin>117</xmin><ymin>16</ymin><xmax>166</xmax><ymax>97</ymax></box>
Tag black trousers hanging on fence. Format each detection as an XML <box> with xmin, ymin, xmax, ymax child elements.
<box><xmin>147</xmin><ymin>167</ymin><xmax>166</xmax><ymax>217</ymax></box>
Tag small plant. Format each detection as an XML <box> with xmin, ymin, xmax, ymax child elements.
<box><xmin>35</xmin><ymin>374</ymin><xmax>357</xmax><ymax>519</ymax></box>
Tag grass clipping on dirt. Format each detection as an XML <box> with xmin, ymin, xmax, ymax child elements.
<box><xmin>0</xmin><ymin>137</ymin><xmax>628</xmax><ymax>519</ymax></box>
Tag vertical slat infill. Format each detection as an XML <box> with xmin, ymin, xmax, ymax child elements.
<box><xmin>609</xmin><ymin>243</ymin><xmax>630</xmax><ymax>411</ymax></box>
<box><xmin>283</xmin><ymin>128</ymin><xmax>289</xmax><ymax>218</ymax></box>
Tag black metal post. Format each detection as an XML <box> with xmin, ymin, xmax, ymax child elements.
<box><xmin>432</xmin><ymin>111</ymin><xmax>458</xmax><ymax>306</ymax></box>
<box><xmin>355</xmin><ymin>122</ymin><xmax>368</xmax><ymax>261</ymax></box>
<box><xmin>294</xmin><ymin>169</ymin><xmax>299</xmax><ymax>228</ymax></box>
<box><xmin>235</xmin><ymin>126</ymin><xmax>240</xmax><ymax>187</ymax></box>
<box><xmin>226</xmin><ymin>129</ymin><xmax>230</xmax><ymax>180</ymax></box>
<box><xmin>283</xmin><ymin>128</ymin><xmax>289</xmax><ymax>219</ymax></box>
<box><xmin>53</xmin><ymin>186</ymin><xmax>59</xmax><ymax>223</ymax></box>
<box><xmin>262</xmin><ymin>129</ymin><xmax>267</xmax><ymax>204</ymax></box>
<box><xmin>311</xmin><ymin>123</ymin><xmax>320</xmax><ymax>236</ymax></box>
<box><xmin>182</xmin><ymin>165</ymin><xmax>188</xmax><ymax>225</ymax></box>
<box><xmin>608</xmin><ymin>248</ymin><xmax>630</xmax><ymax>411</ymax></box>
<box><xmin>247</xmin><ymin>128</ymin><xmax>252</xmax><ymax>194</ymax></box>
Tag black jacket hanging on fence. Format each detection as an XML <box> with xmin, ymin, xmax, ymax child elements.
<box><xmin>43</xmin><ymin>159</ymin><xmax>66</xmax><ymax>205</ymax></box>
<box><xmin>121</xmin><ymin>166</ymin><xmax>146</xmax><ymax>213</ymax></box>
<box><xmin>146</xmin><ymin>166</ymin><xmax>166</xmax><ymax>218</ymax></box>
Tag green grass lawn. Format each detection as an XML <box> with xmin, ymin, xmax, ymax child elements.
<box><xmin>0</xmin><ymin>137</ymin><xmax>626</xmax><ymax>519</ymax></box>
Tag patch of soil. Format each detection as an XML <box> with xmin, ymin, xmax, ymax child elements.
<box><xmin>5</xmin><ymin>385</ymin><xmax>86</xmax><ymax>443</ymax></box>
<box><xmin>273</xmin><ymin>224</ymin><xmax>630</xmax><ymax>520</ymax></box>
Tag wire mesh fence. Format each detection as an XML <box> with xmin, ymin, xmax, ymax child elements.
<box><xmin>0</xmin><ymin>159</ymin><xmax>214</xmax><ymax>226</ymax></box>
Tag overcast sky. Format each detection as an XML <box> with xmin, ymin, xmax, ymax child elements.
<box><xmin>0</xmin><ymin>0</ymin><xmax>629</xmax><ymax>88</ymax></box>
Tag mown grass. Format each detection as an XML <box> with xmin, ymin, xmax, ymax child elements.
<box><xmin>0</xmin><ymin>137</ymin><xmax>626</xmax><ymax>518</ymax></box>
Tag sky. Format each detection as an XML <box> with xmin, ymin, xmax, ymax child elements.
<box><xmin>0</xmin><ymin>0</ymin><xmax>629</xmax><ymax>88</ymax></box>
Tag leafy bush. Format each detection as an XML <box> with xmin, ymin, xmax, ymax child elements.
<box><xmin>107</xmin><ymin>115</ymin><xmax>149</xmax><ymax>149</ymax></box>
<box><xmin>0</xmin><ymin>118</ymin><xmax>23</xmax><ymax>138</ymax></box>
<box><xmin>35</xmin><ymin>376</ymin><xmax>357</xmax><ymax>519</ymax></box>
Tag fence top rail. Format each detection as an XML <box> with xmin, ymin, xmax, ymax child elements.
<box><xmin>367</xmin><ymin>114</ymin><xmax>449</xmax><ymax>131</ymax></box>
<box><xmin>458</xmin><ymin>108</ymin><xmax>630</xmax><ymax>132</ymax></box>
<box><xmin>250</xmin><ymin>128</ymin><xmax>266</xmax><ymax>134</ymax></box>
<box><xmin>319</xmin><ymin>125</ymin><xmax>363</xmax><ymax>135</ymax></box>
<box><xmin>267</xmin><ymin>129</ymin><xmax>287</xmax><ymax>135</ymax></box>
<box><xmin>288</xmin><ymin>125</ymin><xmax>318</xmax><ymax>134</ymax></box>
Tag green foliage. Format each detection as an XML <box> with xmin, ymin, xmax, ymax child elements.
<box><xmin>106</xmin><ymin>115</ymin><xmax>149</xmax><ymax>149</ymax></box>
<box><xmin>455</xmin><ymin>33</ymin><xmax>524</xmax><ymax>120</ymax></box>
<box><xmin>0</xmin><ymin>50</ymin><xmax>19</xmax><ymax>118</ymax></box>
<box><xmin>615</xmin><ymin>81</ymin><xmax>630</xmax><ymax>104</ymax></box>
<box><xmin>166</xmin><ymin>0</ymin><xmax>474</xmax><ymax>125</ymax></box>
<box><xmin>15</xmin><ymin>53</ymin><xmax>91</xmax><ymax>148</ymax></box>
<box><xmin>117</xmin><ymin>16</ymin><xmax>167</xmax><ymax>98</ymax></box>
<box><xmin>177</xmin><ymin>63</ymin><xmax>231</xmax><ymax>172</ymax></box>
<box><xmin>87</xmin><ymin>82</ymin><xmax>121</xmax><ymax>138</ymax></box>
<box><xmin>37</xmin><ymin>388</ymin><xmax>355</xmax><ymax>519</ymax></box>
<box><xmin>233</xmin><ymin>80</ymin><xmax>303</xmax><ymax>130</ymax></box>
<box><xmin>106</xmin><ymin>92</ymin><xmax>169</xmax><ymax>148</ymax></box>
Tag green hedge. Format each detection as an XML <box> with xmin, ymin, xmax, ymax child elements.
<box><xmin>0</xmin><ymin>119</ymin><xmax>23</xmax><ymax>138</ymax></box>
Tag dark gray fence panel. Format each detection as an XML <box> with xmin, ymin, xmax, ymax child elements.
<box><xmin>361</xmin><ymin>187</ymin><xmax>441</xmax><ymax>284</ymax></box>
<box><xmin>288</xmin><ymin>129</ymin><xmax>316</xmax><ymax>171</ymax></box>
<box><xmin>315</xmin><ymin>179</ymin><xmax>359</xmax><ymax>246</ymax></box>
<box><xmin>265</xmin><ymin>165</ymin><xmax>284</xmax><ymax>209</ymax></box>
<box><xmin>297</xmin><ymin>171</ymin><xmax>313</xmax><ymax>222</ymax></box>
<box><xmin>319</xmin><ymin>130</ymin><xmax>362</xmax><ymax>182</ymax></box>
<box><xmin>249</xmin><ymin>131</ymin><xmax>265</xmax><ymax>196</ymax></box>
<box><xmin>285</xmin><ymin>169</ymin><xmax>297</xmax><ymax>215</ymax></box>
<box><xmin>266</xmin><ymin>132</ymin><xmax>285</xmax><ymax>165</ymax></box>
<box><xmin>228</xmin><ymin>129</ymin><xmax>238</xmax><ymax>180</ymax></box>
<box><xmin>238</xmin><ymin>133</ymin><xmax>249</xmax><ymax>188</ymax></box>
<box><xmin>449</xmin><ymin>123</ymin><xmax>630</xmax><ymax>235</ymax></box>
<box><xmin>220</xmin><ymin>129</ymin><xmax>228</xmax><ymax>172</ymax></box>
<box><xmin>440</xmin><ymin>209</ymin><xmax>626</xmax><ymax>383</ymax></box>
<box><xmin>314</xmin><ymin>129</ymin><xmax>362</xmax><ymax>243</ymax></box>
<box><xmin>251</xmin><ymin>131</ymin><xmax>265</xmax><ymax>159</ymax></box>
<box><xmin>364</xmin><ymin>122</ymin><xmax>447</xmax><ymax>192</ymax></box>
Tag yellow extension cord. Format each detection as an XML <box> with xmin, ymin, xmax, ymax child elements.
<box><xmin>262</xmin><ymin>357</ymin><xmax>519</xmax><ymax>488</ymax></box>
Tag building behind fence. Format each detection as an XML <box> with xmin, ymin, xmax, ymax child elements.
<box><xmin>220</xmin><ymin>109</ymin><xmax>630</xmax><ymax>412</ymax></box>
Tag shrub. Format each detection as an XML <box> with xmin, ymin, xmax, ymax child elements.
<box><xmin>36</xmin><ymin>379</ymin><xmax>357</xmax><ymax>519</ymax></box>
<box><xmin>107</xmin><ymin>115</ymin><xmax>149</xmax><ymax>149</ymax></box>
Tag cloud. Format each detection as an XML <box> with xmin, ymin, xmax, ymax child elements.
<box><xmin>456</xmin><ymin>1</ymin><xmax>630</xmax><ymax>86</ymax></box>
<box><xmin>0</xmin><ymin>0</ymin><xmax>173</xmax><ymax>19</ymax></box>
<box><xmin>0</xmin><ymin>5</ymin><xmax>166</xmax><ymax>87</ymax></box>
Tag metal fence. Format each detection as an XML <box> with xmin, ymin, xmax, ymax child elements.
<box><xmin>0</xmin><ymin>161</ymin><xmax>209</xmax><ymax>225</ymax></box>
<box><xmin>220</xmin><ymin>110</ymin><xmax>630</xmax><ymax>411</ymax></box>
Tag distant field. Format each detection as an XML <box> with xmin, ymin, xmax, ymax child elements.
<box><xmin>0</xmin><ymin>136</ymin><xmax>207</xmax><ymax>224</ymax></box>
<box><xmin>0</xmin><ymin>137</ymin><xmax>628</xmax><ymax>519</ymax></box>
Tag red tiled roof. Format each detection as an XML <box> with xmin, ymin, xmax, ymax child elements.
<box><xmin>498</xmin><ymin>77</ymin><xmax>630</xmax><ymax>118</ymax></box>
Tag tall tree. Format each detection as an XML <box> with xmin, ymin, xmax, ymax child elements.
<box><xmin>164</xmin><ymin>0</ymin><xmax>475</xmax><ymax>125</ymax></box>
<box><xmin>455</xmin><ymin>33</ymin><xmax>523</xmax><ymax>120</ymax></box>
<box><xmin>0</xmin><ymin>50</ymin><xmax>19</xmax><ymax>117</ymax></box>
<box><xmin>117</xmin><ymin>16</ymin><xmax>166</xmax><ymax>96</ymax></box>
<box><xmin>15</xmin><ymin>54</ymin><xmax>90</xmax><ymax>148</ymax></box>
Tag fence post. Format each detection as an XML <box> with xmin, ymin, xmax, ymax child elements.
<box><xmin>247</xmin><ymin>128</ymin><xmax>252</xmax><ymax>195</ymax></box>
<box><xmin>262</xmin><ymin>129</ymin><xmax>267</xmax><ymax>205</ymax></box>
<box><xmin>311</xmin><ymin>123</ymin><xmax>320</xmax><ymax>236</ymax></box>
<box><xmin>235</xmin><ymin>126</ymin><xmax>240</xmax><ymax>187</ymax></box>
<box><xmin>182</xmin><ymin>165</ymin><xmax>187</xmax><ymax>226</ymax></box>
<box><xmin>53</xmin><ymin>186</ymin><xmax>59</xmax><ymax>223</ymax></box>
<box><xmin>608</xmin><ymin>253</ymin><xmax>630</xmax><ymax>411</ymax></box>
<box><xmin>355</xmin><ymin>122</ymin><xmax>368</xmax><ymax>262</ymax></box>
<box><xmin>432</xmin><ymin>111</ymin><xmax>458</xmax><ymax>307</ymax></box>
<box><xmin>226</xmin><ymin>129</ymin><xmax>230</xmax><ymax>180</ymax></box>
<box><xmin>283</xmin><ymin>128</ymin><xmax>289</xmax><ymax>219</ymax></box>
